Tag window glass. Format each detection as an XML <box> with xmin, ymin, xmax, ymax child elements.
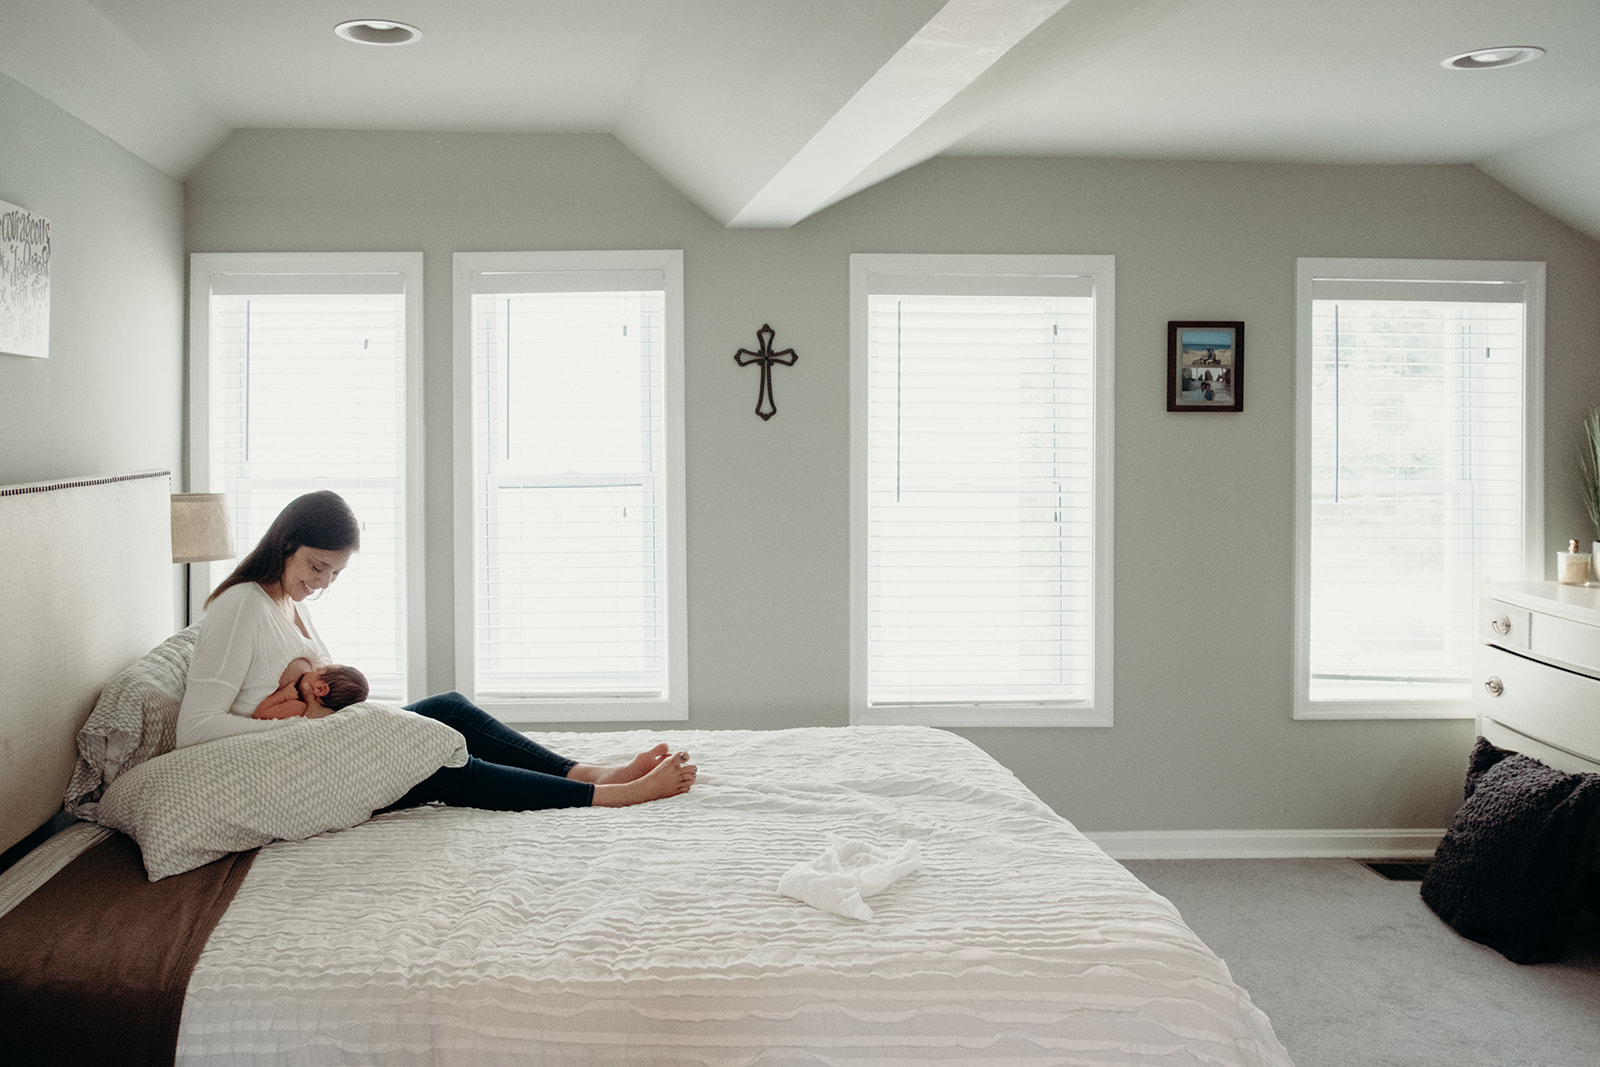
<box><xmin>455</xmin><ymin>253</ymin><xmax>686</xmax><ymax>721</ymax></box>
<box><xmin>1295</xmin><ymin>260</ymin><xmax>1543</xmax><ymax>718</ymax></box>
<box><xmin>850</xmin><ymin>255</ymin><xmax>1114</xmax><ymax>727</ymax></box>
<box><xmin>192</xmin><ymin>255</ymin><xmax>422</xmax><ymax>701</ymax></box>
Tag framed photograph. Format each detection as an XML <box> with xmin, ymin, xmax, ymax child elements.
<box><xmin>1167</xmin><ymin>321</ymin><xmax>1242</xmax><ymax>412</ymax></box>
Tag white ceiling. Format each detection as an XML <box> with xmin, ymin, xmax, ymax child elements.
<box><xmin>5</xmin><ymin>0</ymin><xmax>1600</xmax><ymax>236</ymax></box>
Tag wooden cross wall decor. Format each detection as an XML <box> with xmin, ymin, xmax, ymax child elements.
<box><xmin>734</xmin><ymin>323</ymin><xmax>797</xmax><ymax>421</ymax></box>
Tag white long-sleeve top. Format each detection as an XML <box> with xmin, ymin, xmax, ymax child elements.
<box><xmin>175</xmin><ymin>581</ymin><xmax>331</xmax><ymax>748</ymax></box>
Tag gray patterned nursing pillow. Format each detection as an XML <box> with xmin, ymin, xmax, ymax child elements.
<box><xmin>96</xmin><ymin>704</ymin><xmax>468</xmax><ymax>880</ymax></box>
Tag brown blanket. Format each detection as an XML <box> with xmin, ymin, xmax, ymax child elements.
<box><xmin>0</xmin><ymin>831</ymin><xmax>256</xmax><ymax>1066</ymax></box>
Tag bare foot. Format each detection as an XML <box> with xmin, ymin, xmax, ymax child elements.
<box><xmin>591</xmin><ymin>753</ymin><xmax>697</xmax><ymax>807</ymax></box>
<box><xmin>570</xmin><ymin>743</ymin><xmax>672</xmax><ymax>786</ymax></box>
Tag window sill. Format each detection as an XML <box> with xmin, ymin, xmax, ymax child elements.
<box><xmin>1293</xmin><ymin>699</ymin><xmax>1474</xmax><ymax>721</ymax></box>
<box><xmin>482</xmin><ymin>696</ymin><xmax>687</xmax><ymax>724</ymax></box>
<box><xmin>853</xmin><ymin>702</ymin><xmax>1111</xmax><ymax>728</ymax></box>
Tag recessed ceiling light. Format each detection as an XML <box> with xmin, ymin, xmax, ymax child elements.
<box><xmin>1441</xmin><ymin>45</ymin><xmax>1544</xmax><ymax>70</ymax></box>
<box><xmin>334</xmin><ymin>19</ymin><xmax>423</xmax><ymax>46</ymax></box>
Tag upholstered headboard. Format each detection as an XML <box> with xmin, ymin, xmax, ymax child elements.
<box><xmin>0</xmin><ymin>471</ymin><xmax>173</xmax><ymax>855</ymax></box>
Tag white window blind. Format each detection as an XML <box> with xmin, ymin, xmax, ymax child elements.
<box><xmin>191</xmin><ymin>254</ymin><xmax>424</xmax><ymax>703</ymax></box>
<box><xmin>455</xmin><ymin>251</ymin><xmax>686</xmax><ymax>722</ymax></box>
<box><xmin>1295</xmin><ymin>259</ymin><xmax>1543</xmax><ymax>718</ymax></box>
<box><xmin>850</xmin><ymin>254</ymin><xmax>1114</xmax><ymax>727</ymax></box>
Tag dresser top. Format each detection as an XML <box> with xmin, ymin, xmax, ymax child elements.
<box><xmin>1484</xmin><ymin>580</ymin><xmax>1600</xmax><ymax>625</ymax></box>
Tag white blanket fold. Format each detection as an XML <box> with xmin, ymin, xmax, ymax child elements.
<box><xmin>777</xmin><ymin>836</ymin><xmax>921</xmax><ymax>920</ymax></box>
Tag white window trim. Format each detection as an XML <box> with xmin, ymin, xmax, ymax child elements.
<box><xmin>1292</xmin><ymin>257</ymin><xmax>1545</xmax><ymax>721</ymax></box>
<box><xmin>451</xmin><ymin>250</ymin><xmax>688</xmax><ymax>724</ymax></box>
<box><xmin>187</xmin><ymin>251</ymin><xmax>428</xmax><ymax>701</ymax></box>
<box><xmin>848</xmin><ymin>253</ymin><xmax>1116</xmax><ymax>728</ymax></box>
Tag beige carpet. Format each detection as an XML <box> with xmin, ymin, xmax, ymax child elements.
<box><xmin>1123</xmin><ymin>858</ymin><xmax>1600</xmax><ymax>1067</ymax></box>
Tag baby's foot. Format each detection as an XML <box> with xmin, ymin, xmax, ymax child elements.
<box><xmin>592</xmin><ymin>753</ymin><xmax>697</xmax><ymax>807</ymax></box>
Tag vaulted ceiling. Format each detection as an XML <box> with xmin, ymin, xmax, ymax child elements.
<box><xmin>6</xmin><ymin>0</ymin><xmax>1600</xmax><ymax>237</ymax></box>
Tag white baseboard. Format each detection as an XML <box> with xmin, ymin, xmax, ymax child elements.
<box><xmin>1084</xmin><ymin>828</ymin><xmax>1444</xmax><ymax>861</ymax></box>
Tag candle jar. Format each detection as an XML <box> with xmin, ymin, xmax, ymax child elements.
<box><xmin>1558</xmin><ymin>549</ymin><xmax>1592</xmax><ymax>585</ymax></box>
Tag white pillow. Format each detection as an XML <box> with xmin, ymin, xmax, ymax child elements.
<box><xmin>96</xmin><ymin>703</ymin><xmax>468</xmax><ymax>880</ymax></box>
<box><xmin>65</xmin><ymin>626</ymin><xmax>197</xmax><ymax>818</ymax></box>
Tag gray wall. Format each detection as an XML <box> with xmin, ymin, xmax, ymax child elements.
<box><xmin>0</xmin><ymin>73</ymin><xmax>184</xmax><ymax>488</ymax></box>
<box><xmin>182</xmin><ymin>130</ymin><xmax>1600</xmax><ymax>833</ymax></box>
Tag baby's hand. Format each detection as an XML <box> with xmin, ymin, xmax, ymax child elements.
<box><xmin>253</xmin><ymin>700</ymin><xmax>309</xmax><ymax>720</ymax></box>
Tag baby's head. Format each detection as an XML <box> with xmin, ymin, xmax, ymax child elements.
<box><xmin>299</xmin><ymin>663</ymin><xmax>370</xmax><ymax>711</ymax></box>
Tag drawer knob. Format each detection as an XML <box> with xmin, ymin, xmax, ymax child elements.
<box><xmin>1484</xmin><ymin>676</ymin><xmax>1504</xmax><ymax>697</ymax></box>
<box><xmin>1491</xmin><ymin>615</ymin><xmax>1511</xmax><ymax>636</ymax></box>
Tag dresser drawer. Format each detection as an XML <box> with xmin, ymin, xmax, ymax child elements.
<box><xmin>1480</xmin><ymin>599</ymin><xmax>1531</xmax><ymax>651</ymax></box>
<box><xmin>1476</xmin><ymin>645</ymin><xmax>1600</xmax><ymax>762</ymax></box>
<box><xmin>1526</xmin><ymin>609</ymin><xmax>1600</xmax><ymax>678</ymax></box>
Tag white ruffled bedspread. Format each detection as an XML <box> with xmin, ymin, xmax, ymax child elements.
<box><xmin>179</xmin><ymin>726</ymin><xmax>1293</xmax><ymax>1066</ymax></box>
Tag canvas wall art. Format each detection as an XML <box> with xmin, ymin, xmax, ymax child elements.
<box><xmin>0</xmin><ymin>198</ymin><xmax>51</xmax><ymax>359</ymax></box>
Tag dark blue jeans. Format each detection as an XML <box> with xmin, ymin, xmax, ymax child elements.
<box><xmin>388</xmin><ymin>692</ymin><xmax>595</xmax><ymax>811</ymax></box>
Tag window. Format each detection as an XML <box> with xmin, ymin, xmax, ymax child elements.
<box><xmin>189</xmin><ymin>252</ymin><xmax>425</xmax><ymax>703</ymax></box>
<box><xmin>849</xmin><ymin>254</ymin><xmax>1115</xmax><ymax>727</ymax></box>
<box><xmin>1294</xmin><ymin>258</ymin><xmax>1544</xmax><ymax>719</ymax></box>
<box><xmin>453</xmin><ymin>251</ymin><xmax>686</xmax><ymax>722</ymax></box>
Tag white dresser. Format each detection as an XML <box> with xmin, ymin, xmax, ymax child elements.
<box><xmin>1476</xmin><ymin>581</ymin><xmax>1600</xmax><ymax>782</ymax></box>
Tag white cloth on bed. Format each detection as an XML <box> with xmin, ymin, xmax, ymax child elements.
<box><xmin>778</xmin><ymin>835</ymin><xmax>921</xmax><ymax>920</ymax></box>
<box><xmin>176</xmin><ymin>583</ymin><xmax>329</xmax><ymax>748</ymax></box>
<box><xmin>177</xmin><ymin>726</ymin><xmax>1294</xmax><ymax>1066</ymax></box>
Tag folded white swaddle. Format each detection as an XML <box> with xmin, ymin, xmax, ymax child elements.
<box><xmin>777</xmin><ymin>836</ymin><xmax>921</xmax><ymax>920</ymax></box>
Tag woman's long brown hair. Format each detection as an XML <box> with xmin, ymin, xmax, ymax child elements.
<box><xmin>206</xmin><ymin>490</ymin><xmax>361</xmax><ymax>608</ymax></box>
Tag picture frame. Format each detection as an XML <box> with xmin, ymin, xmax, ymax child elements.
<box><xmin>1167</xmin><ymin>320</ymin><xmax>1242</xmax><ymax>413</ymax></box>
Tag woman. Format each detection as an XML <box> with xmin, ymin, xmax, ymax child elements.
<box><xmin>175</xmin><ymin>490</ymin><xmax>696</xmax><ymax>808</ymax></box>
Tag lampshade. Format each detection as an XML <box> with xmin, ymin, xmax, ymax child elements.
<box><xmin>171</xmin><ymin>493</ymin><xmax>234</xmax><ymax>564</ymax></box>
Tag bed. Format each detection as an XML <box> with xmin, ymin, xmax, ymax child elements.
<box><xmin>0</xmin><ymin>471</ymin><xmax>1293</xmax><ymax>1066</ymax></box>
